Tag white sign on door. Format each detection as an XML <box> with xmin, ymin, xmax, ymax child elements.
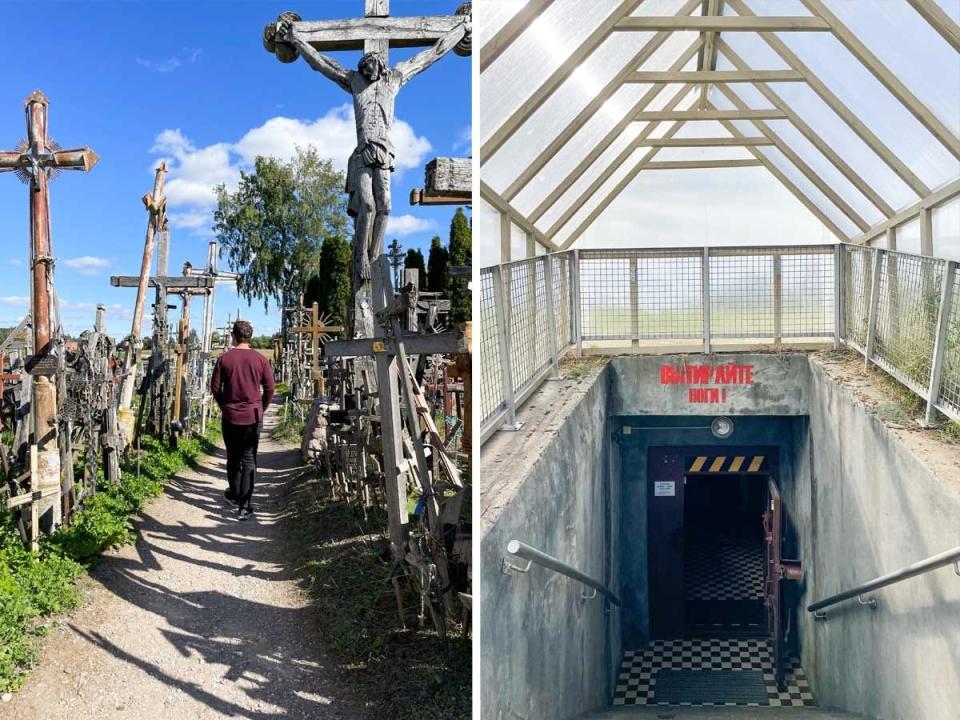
<box><xmin>654</xmin><ymin>481</ymin><xmax>675</xmax><ymax>497</ymax></box>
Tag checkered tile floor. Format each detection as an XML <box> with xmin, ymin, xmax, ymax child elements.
<box><xmin>685</xmin><ymin>535</ymin><xmax>765</xmax><ymax>601</ymax></box>
<box><xmin>613</xmin><ymin>638</ymin><xmax>816</xmax><ymax>707</ymax></box>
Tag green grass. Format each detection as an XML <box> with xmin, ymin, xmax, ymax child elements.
<box><xmin>0</xmin><ymin>419</ymin><xmax>220</xmax><ymax>692</ymax></box>
<box><xmin>287</xmin><ymin>479</ymin><xmax>470</xmax><ymax>719</ymax></box>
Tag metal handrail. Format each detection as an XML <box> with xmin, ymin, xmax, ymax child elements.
<box><xmin>505</xmin><ymin>539</ymin><xmax>621</xmax><ymax>606</ymax></box>
<box><xmin>807</xmin><ymin>545</ymin><xmax>960</xmax><ymax>617</ymax></box>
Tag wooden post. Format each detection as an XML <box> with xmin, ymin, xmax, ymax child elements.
<box><xmin>118</xmin><ymin>164</ymin><xmax>167</xmax><ymax>444</ymax></box>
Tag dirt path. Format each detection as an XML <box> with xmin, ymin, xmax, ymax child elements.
<box><xmin>2</xmin><ymin>403</ymin><xmax>364</xmax><ymax>720</ymax></box>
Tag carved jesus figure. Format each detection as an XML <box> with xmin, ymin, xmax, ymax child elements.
<box><xmin>266</xmin><ymin>11</ymin><xmax>470</xmax><ymax>285</ymax></box>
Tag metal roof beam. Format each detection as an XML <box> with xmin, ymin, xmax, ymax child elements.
<box><xmin>716</xmin><ymin>37</ymin><xmax>895</xmax><ymax>218</ymax></box>
<box><xmin>906</xmin><ymin>0</ymin><xmax>960</xmax><ymax>53</ymax></box>
<box><xmin>480</xmin><ymin>0</ymin><xmax>557</xmax><ymax>72</ymax></box>
<box><xmin>637</xmin><ymin>137</ymin><xmax>774</xmax><ymax>146</ymax></box>
<box><xmin>616</xmin><ymin>15</ymin><xmax>830</xmax><ymax>31</ymax></box>
<box><xmin>851</xmin><ymin>178</ymin><xmax>960</xmax><ymax>246</ymax></box>
<box><xmin>628</xmin><ymin>70</ymin><xmax>804</xmax><ymax>82</ymax></box>
<box><xmin>500</xmin><ymin>30</ymin><xmax>704</xmax><ymax>202</ymax></box>
<box><xmin>636</xmin><ymin>109</ymin><xmax>787</xmax><ymax>120</ymax></box>
<box><xmin>479</xmin><ymin>180</ymin><xmax>559</xmax><ymax>253</ymax></box>
<box><xmin>543</xmin><ymin>84</ymin><xmax>698</xmax><ymax>236</ymax></box>
<box><xmin>727</xmin><ymin>0</ymin><xmax>931</xmax><ymax>197</ymax></box>
<box><xmin>481</xmin><ymin>0</ymin><xmax>648</xmax><ymax>162</ymax></box>
<box><xmin>803</xmin><ymin>0</ymin><xmax>960</xmax><ymax>161</ymax></box>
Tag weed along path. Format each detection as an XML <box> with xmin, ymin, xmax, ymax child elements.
<box><xmin>3</xmin><ymin>402</ymin><xmax>363</xmax><ymax>720</ymax></box>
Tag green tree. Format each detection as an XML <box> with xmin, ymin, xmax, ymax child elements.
<box><xmin>404</xmin><ymin>248</ymin><xmax>426</xmax><ymax>289</ymax></box>
<box><xmin>447</xmin><ymin>208</ymin><xmax>471</xmax><ymax>323</ymax></box>
<box><xmin>213</xmin><ymin>147</ymin><xmax>349</xmax><ymax>333</ymax></box>
<box><xmin>426</xmin><ymin>236</ymin><xmax>449</xmax><ymax>294</ymax></box>
<box><xmin>303</xmin><ymin>235</ymin><xmax>352</xmax><ymax>325</ymax></box>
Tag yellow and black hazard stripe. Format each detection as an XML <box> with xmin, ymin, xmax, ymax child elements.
<box><xmin>687</xmin><ymin>454</ymin><xmax>766</xmax><ymax>474</ymax></box>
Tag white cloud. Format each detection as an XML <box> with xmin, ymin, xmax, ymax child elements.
<box><xmin>8</xmin><ymin>258</ymin><xmax>22</xmax><ymax>267</ymax></box>
<box><xmin>136</xmin><ymin>47</ymin><xmax>202</xmax><ymax>74</ymax></box>
<box><xmin>63</xmin><ymin>256</ymin><xmax>111</xmax><ymax>275</ymax></box>
<box><xmin>453</xmin><ymin>125</ymin><xmax>472</xmax><ymax>154</ymax></box>
<box><xmin>0</xmin><ymin>296</ymin><xmax>29</xmax><ymax>307</ymax></box>
<box><xmin>152</xmin><ymin>105</ymin><xmax>432</xmax><ymax>235</ymax></box>
<box><xmin>386</xmin><ymin>215</ymin><xmax>439</xmax><ymax>237</ymax></box>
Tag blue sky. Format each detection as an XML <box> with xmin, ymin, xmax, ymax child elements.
<box><xmin>0</xmin><ymin>0</ymin><xmax>471</xmax><ymax>338</ymax></box>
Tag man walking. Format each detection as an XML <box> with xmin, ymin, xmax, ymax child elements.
<box><xmin>210</xmin><ymin>320</ymin><xmax>275</xmax><ymax>520</ymax></box>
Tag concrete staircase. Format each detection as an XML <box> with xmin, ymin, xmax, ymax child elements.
<box><xmin>581</xmin><ymin>708</ymin><xmax>863</xmax><ymax>719</ymax></box>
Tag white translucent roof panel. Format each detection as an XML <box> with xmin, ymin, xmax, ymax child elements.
<box><xmin>934</xmin><ymin>196</ymin><xmax>960</xmax><ymax>261</ymax></box>
<box><xmin>476</xmin><ymin>1</ymin><xmax>528</xmax><ymax>41</ymax></box>
<box><xmin>717</xmin><ymin>30</ymin><xmax>791</xmax><ymax>71</ymax></box>
<box><xmin>774</xmin><ymin>32</ymin><xmax>960</xmax><ymax>189</ymax></box>
<box><xmin>532</xmin><ymin>125</ymin><xmax>648</xmax><ymax>233</ymax></box>
<box><xmin>483</xmin><ymin>30</ymin><xmax>699</xmax><ymax>193</ymax></box>
<box><xmin>479</xmin><ymin>0</ymin><xmax>634</xmax><ymax>146</ymax></box>
<box><xmin>733</xmin><ymin>0</ymin><xmax>812</xmax><ymax>16</ymax></box>
<box><xmin>475</xmin><ymin>197</ymin><xmax>501</xmax><ymax>268</ymax></box>
<box><xmin>827</xmin><ymin>1</ymin><xmax>960</xmax><ymax>137</ymax></box>
<box><xmin>735</xmin><ymin>82</ymin><xmax>919</xmax><ymax>210</ymax></box>
<box><xmin>759</xmin><ymin>147</ymin><xmax>860</xmax><ymax>238</ymax></box>
<box><xmin>761</xmin><ymin>120</ymin><xmax>886</xmax><ymax>226</ymax></box>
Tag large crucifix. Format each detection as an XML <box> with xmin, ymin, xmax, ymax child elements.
<box><xmin>0</xmin><ymin>91</ymin><xmax>98</xmax><ymax>529</ymax></box>
<box><xmin>263</xmin><ymin>1</ymin><xmax>471</xmax><ymax>334</ymax></box>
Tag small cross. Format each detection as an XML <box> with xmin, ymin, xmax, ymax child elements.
<box><xmin>289</xmin><ymin>302</ymin><xmax>345</xmax><ymax>395</ymax></box>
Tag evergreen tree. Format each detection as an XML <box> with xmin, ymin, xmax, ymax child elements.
<box><xmin>403</xmin><ymin>248</ymin><xmax>427</xmax><ymax>289</ymax></box>
<box><xmin>447</xmin><ymin>208</ymin><xmax>471</xmax><ymax>323</ymax></box>
<box><xmin>426</xmin><ymin>236</ymin><xmax>449</xmax><ymax>293</ymax></box>
<box><xmin>305</xmin><ymin>235</ymin><xmax>352</xmax><ymax>325</ymax></box>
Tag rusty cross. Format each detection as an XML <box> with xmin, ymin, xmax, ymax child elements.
<box><xmin>0</xmin><ymin>91</ymin><xmax>98</xmax><ymax>530</ymax></box>
<box><xmin>289</xmin><ymin>302</ymin><xmax>344</xmax><ymax>395</ymax></box>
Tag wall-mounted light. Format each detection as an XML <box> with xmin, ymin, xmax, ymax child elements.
<box><xmin>711</xmin><ymin>416</ymin><xmax>734</xmax><ymax>439</ymax></box>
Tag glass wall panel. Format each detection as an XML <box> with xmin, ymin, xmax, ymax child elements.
<box><xmin>475</xmin><ymin>198</ymin><xmax>501</xmax><ymax>268</ymax></box>
<box><xmin>896</xmin><ymin>217</ymin><xmax>922</xmax><ymax>255</ymax></box>
<box><xmin>511</xmin><ymin>221</ymin><xmax>528</xmax><ymax>260</ymax></box>
<box><xmin>934</xmin><ymin>196</ymin><xmax>960</xmax><ymax>261</ymax></box>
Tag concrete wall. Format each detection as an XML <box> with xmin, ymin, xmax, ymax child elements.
<box><xmin>481</xmin><ymin>364</ymin><xmax>619</xmax><ymax>720</ymax></box>
<box><xmin>609</xmin><ymin>353</ymin><xmax>810</xmax><ymax>417</ymax></box>
<box><xmin>792</xmin><ymin>358</ymin><xmax>960</xmax><ymax>720</ymax></box>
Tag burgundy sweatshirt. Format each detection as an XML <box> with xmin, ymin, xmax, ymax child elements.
<box><xmin>210</xmin><ymin>347</ymin><xmax>276</xmax><ymax>425</ymax></box>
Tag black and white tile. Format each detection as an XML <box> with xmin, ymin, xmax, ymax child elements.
<box><xmin>685</xmin><ymin>536</ymin><xmax>766</xmax><ymax>602</ymax></box>
<box><xmin>613</xmin><ymin>638</ymin><xmax>816</xmax><ymax>708</ymax></box>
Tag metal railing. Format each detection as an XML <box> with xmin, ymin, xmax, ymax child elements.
<box><xmin>503</xmin><ymin>539</ymin><xmax>621</xmax><ymax>606</ymax></box>
<box><xmin>807</xmin><ymin>545</ymin><xmax>960</xmax><ymax>619</ymax></box>
<box><xmin>479</xmin><ymin>243</ymin><xmax>960</xmax><ymax>443</ymax></box>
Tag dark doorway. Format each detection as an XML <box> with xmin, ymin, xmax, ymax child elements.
<box><xmin>683</xmin><ymin>472</ymin><xmax>767</xmax><ymax>636</ymax></box>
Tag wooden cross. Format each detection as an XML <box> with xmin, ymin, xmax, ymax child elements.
<box><xmin>289</xmin><ymin>302</ymin><xmax>344</xmax><ymax>395</ymax></box>
<box><xmin>286</xmin><ymin>1</ymin><xmax>465</xmax><ymax>58</ymax></box>
<box><xmin>0</xmin><ymin>91</ymin><xmax>98</xmax><ymax>530</ymax></box>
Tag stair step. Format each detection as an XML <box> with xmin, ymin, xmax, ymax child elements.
<box><xmin>582</xmin><ymin>707</ymin><xmax>863</xmax><ymax>719</ymax></box>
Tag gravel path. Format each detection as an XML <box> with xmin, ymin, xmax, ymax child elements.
<box><xmin>2</xmin><ymin>403</ymin><xmax>363</xmax><ymax>720</ymax></box>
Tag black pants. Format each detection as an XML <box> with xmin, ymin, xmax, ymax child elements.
<box><xmin>222</xmin><ymin>420</ymin><xmax>262</xmax><ymax>512</ymax></box>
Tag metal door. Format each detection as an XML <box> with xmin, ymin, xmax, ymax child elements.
<box><xmin>648</xmin><ymin>448</ymin><xmax>684</xmax><ymax>639</ymax></box>
<box><xmin>764</xmin><ymin>476</ymin><xmax>784</xmax><ymax>688</ymax></box>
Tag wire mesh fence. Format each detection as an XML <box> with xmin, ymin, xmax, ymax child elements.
<box><xmin>479</xmin><ymin>244</ymin><xmax>960</xmax><ymax>442</ymax></box>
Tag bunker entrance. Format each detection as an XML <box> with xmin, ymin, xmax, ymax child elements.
<box><xmin>682</xmin><ymin>468</ymin><xmax>767</xmax><ymax>637</ymax></box>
